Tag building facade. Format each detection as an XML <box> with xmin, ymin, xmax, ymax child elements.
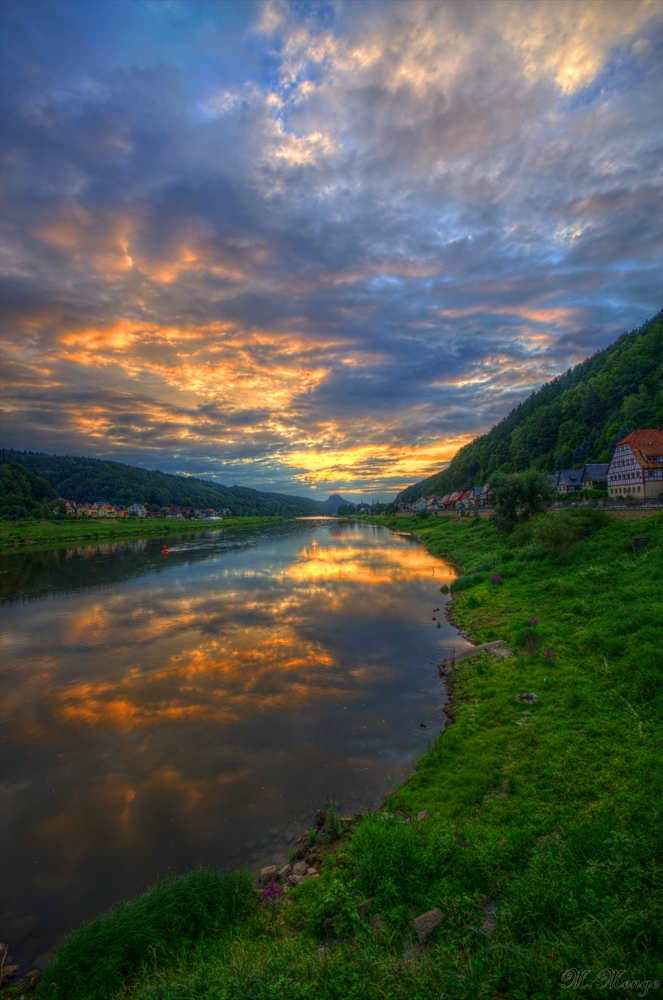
<box><xmin>607</xmin><ymin>429</ymin><xmax>663</xmax><ymax>499</ymax></box>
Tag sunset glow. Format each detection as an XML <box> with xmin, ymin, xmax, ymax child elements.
<box><xmin>1</xmin><ymin>0</ymin><xmax>660</xmax><ymax>496</ymax></box>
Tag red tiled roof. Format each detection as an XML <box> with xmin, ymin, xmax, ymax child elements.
<box><xmin>618</xmin><ymin>428</ymin><xmax>663</xmax><ymax>467</ymax></box>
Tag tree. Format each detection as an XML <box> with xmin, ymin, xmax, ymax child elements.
<box><xmin>488</xmin><ymin>472</ymin><xmax>520</xmax><ymax>533</ymax></box>
<box><xmin>516</xmin><ymin>469</ymin><xmax>556</xmax><ymax>520</ymax></box>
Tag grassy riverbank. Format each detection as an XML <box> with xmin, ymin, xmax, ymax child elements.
<box><xmin>0</xmin><ymin>516</ymin><xmax>283</xmax><ymax>551</ymax></box>
<box><xmin>11</xmin><ymin>512</ymin><xmax>661</xmax><ymax>999</ymax></box>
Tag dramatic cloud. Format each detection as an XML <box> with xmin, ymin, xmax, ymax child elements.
<box><xmin>1</xmin><ymin>0</ymin><xmax>661</xmax><ymax>496</ymax></box>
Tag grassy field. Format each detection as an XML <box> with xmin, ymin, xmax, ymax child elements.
<box><xmin>0</xmin><ymin>516</ymin><xmax>283</xmax><ymax>551</ymax></box>
<box><xmin>8</xmin><ymin>510</ymin><xmax>661</xmax><ymax>1000</ymax></box>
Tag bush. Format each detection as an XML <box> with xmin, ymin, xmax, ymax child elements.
<box><xmin>38</xmin><ymin>868</ymin><xmax>254</xmax><ymax>1000</ymax></box>
<box><xmin>532</xmin><ymin>508</ymin><xmax>610</xmax><ymax>562</ymax></box>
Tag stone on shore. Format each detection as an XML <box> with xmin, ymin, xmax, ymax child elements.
<box><xmin>371</xmin><ymin>913</ymin><xmax>384</xmax><ymax>933</ymax></box>
<box><xmin>413</xmin><ymin>907</ymin><xmax>442</xmax><ymax>943</ymax></box>
<box><xmin>417</xmin><ymin>810</ymin><xmax>430</xmax><ymax>822</ymax></box>
<box><xmin>291</xmin><ymin>861</ymin><xmax>308</xmax><ymax>876</ymax></box>
<box><xmin>260</xmin><ymin>865</ymin><xmax>276</xmax><ymax>882</ymax></box>
<box><xmin>277</xmin><ymin>863</ymin><xmax>292</xmax><ymax>879</ymax></box>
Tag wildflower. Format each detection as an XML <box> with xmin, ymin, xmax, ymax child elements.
<box><xmin>529</xmin><ymin>618</ymin><xmax>538</xmax><ymax>626</ymax></box>
<box><xmin>490</xmin><ymin>574</ymin><xmax>502</xmax><ymax>584</ymax></box>
<box><xmin>261</xmin><ymin>877</ymin><xmax>282</xmax><ymax>909</ymax></box>
<box><xmin>544</xmin><ymin>646</ymin><xmax>557</xmax><ymax>660</ymax></box>
<box><xmin>463</xmin><ymin>842</ymin><xmax>467</xmax><ymax>850</ymax></box>
<box><xmin>524</xmin><ymin>632</ymin><xmax>541</xmax><ymax>656</ymax></box>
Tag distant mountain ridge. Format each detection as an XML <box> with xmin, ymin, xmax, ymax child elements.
<box><xmin>0</xmin><ymin>450</ymin><xmax>347</xmax><ymax>517</ymax></box>
<box><xmin>397</xmin><ymin>312</ymin><xmax>663</xmax><ymax>504</ymax></box>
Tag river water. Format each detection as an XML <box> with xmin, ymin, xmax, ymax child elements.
<box><xmin>0</xmin><ymin>518</ymin><xmax>466</xmax><ymax>971</ymax></box>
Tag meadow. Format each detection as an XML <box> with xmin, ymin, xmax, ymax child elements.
<box><xmin>6</xmin><ymin>510</ymin><xmax>660</xmax><ymax>1000</ymax></box>
<box><xmin>0</xmin><ymin>516</ymin><xmax>283</xmax><ymax>551</ymax></box>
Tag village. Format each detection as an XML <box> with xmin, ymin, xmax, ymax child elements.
<box><xmin>49</xmin><ymin>501</ymin><xmax>232</xmax><ymax>520</ymax></box>
<box><xmin>395</xmin><ymin>428</ymin><xmax>663</xmax><ymax>514</ymax></box>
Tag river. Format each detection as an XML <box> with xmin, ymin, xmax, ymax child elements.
<box><xmin>0</xmin><ymin>517</ymin><xmax>466</xmax><ymax>971</ymax></box>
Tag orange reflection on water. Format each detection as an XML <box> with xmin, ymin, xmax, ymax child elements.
<box><xmin>56</xmin><ymin>631</ymin><xmax>343</xmax><ymax>732</ymax></box>
<box><xmin>284</xmin><ymin>538</ymin><xmax>452</xmax><ymax>586</ymax></box>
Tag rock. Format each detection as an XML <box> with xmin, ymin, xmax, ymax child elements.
<box><xmin>419</xmin><ymin>722</ymin><xmax>427</xmax><ymax>728</ymax></box>
<box><xmin>438</xmin><ymin>640</ymin><xmax>511</xmax><ymax>673</ymax></box>
<box><xmin>335</xmin><ymin>853</ymin><xmax>346</xmax><ymax>867</ymax></box>
<box><xmin>317</xmin><ymin>946</ymin><xmax>329</xmax><ymax>959</ymax></box>
<box><xmin>2</xmin><ymin>964</ymin><xmax>20</xmax><ymax>981</ymax></box>
<box><xmin>632</xmin><ymin>536</ymin><xmax>648</xmax><ymax>552</ymax></box>
<box><xmin>417</xmin><ymin>810</ymin><xmax>430</xmax><ymax>822</ymax></box>
<box><xmin>516</xmin><ymin>693</ymin><xmax>538</xmax><ymax>703</ymax></box>
<box><xmin>27</xmin><ymin>970</ymin><xmax>41</xmax><ymax>986</ymax></box>
<box><xmin>323</xmin><ymin>917</ymin><xmax>337</xmax><ymax>939</ymax></box>
<box><xmin>316</xmin><ymin>809</ymin><xmax>327</xmax><ymax>828</ymax></box>
<box><xmin>413</xmin><ymin>907</ymin><xmax>442</xmax><ymax>943</ymax></box>
<box><xmin>296</xmin><ymin>843</ymin><xmax>308</xmax><ymax>859</ymax></box>
<box><xmin>480</xmin><ymin>900</ymin><xmax>498</xmax><ymax>935</ymax></box>
<box><xmin>356</xmin><ymin>902</ymin><xmax>368</xmax><ymax>919</ymax></box>
<box><xmin>260</xmin><ymin>865</ymin><xmax>276</xmax><ymax>882</ymax></box>
<box><xmin>269</xmin><ymin>826</ymin><xmax>278</xmax><ymax>836</ymax></box>
<box><xmin>371</xmin><ymin>913</ymin><xmax>384</xmax><ymax>933</ymax></box>
<box><xmin>340</xmin><ymin>817</ymin><xmax>353</xmax><ymax>828</ymax></box>
<box><xmin>277</xmin><ymin>863</ymin><xmax>292</xmax><ymax>879</ymax></box>
<box><xmin>291</xmin><ymin>861</ymin><xmax>308</xmax><ymax>876</ymax></box>
<box><xmin>288</xmin><ymin>874</ymin><xmax>306</xmax><ymax>886</ymax></box>
<box><xmin>282</xmin><ymin>830</ymin><xmax>295</xmax><ymax>843</ymax></box>
<box><xmin>307</xmin><ymin>866</ymin><xmax>317</xmax><ymax>875</ymax></box>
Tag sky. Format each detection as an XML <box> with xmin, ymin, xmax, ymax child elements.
<box><xmin>1</xmin><ymin>0</ymin><xmax>661</xmax><ymax>501</ymax></box>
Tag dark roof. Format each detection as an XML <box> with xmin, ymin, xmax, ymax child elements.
<box><xmin>558</xmin><ymin>469</ymin><xmax>583</xmax><ymax>486</ymax></box>
<box><xmin>583</xmin><ymin>463</ymin><xmax>609</xmax><ymax>480</ymax></box>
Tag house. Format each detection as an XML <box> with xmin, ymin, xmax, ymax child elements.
<box><xmin>51</xmin><ymin>498</ymin><xmax>77</xmax><ymax>516</ymax></box>
<box><xmin>455</xmin><ymin>489</ymin><xmax>474</xmax><ymax>507</ymax></box>
<box><xmin>95</xmin><ymin>503</ymin><xmax>116</xmax><ymax>518</ymax></box>
<box><xmin>607</xmin><ymin>428</ymin><xmax>663</xmax><ymax>499</ymax></box>
<box><xmin>220</xmin><ymin>508</ymin><xmax>231</xmax><ymax>517</ymax></box>
<box><xmin>581</xmin><ymin>464</ymin><xmax>609</xmax><ymax>490</ymax></box>
<box><xmin>444</xmin><ymin>491</ymin><xmax>460</xmax><ymax>508</ymax></box>
<box><xmin>425</xmin><ymin>494</ymin><xmax>443</xmax><ymax>511</ymax></box>
<box><xmin>556</xmin><ymin>470</ymin><xmax>583</xmax><ymax>493</ymax></box>
<box><xmin>473</xmin><ymin>486</ymin><xmax>490</xmax><ymax>505</ymax></box>
<box><xmin>127</xmin><ymin>503</ymin><xmax>147</xmax><ymax>518</ymax></box>
<box><xmin>413</xmin><ymin>497</ymin><xmax>427</xmax><ymax>512</ymax></box>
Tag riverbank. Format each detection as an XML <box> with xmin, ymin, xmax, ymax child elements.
<box><xmin>7</xmin><ymin>512</ymin><xmax>662</xmax><ymax>999</ymax></box>
<box><xmin>0</xmin><ymin>516</ymin><xmax>284</xmax><ymax>552</ymax></box>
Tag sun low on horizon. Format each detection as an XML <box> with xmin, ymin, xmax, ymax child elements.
<box><xmin>1</xmin><ymin>0</ymin><xmax>661</xmax><ymax>499</ymax></box>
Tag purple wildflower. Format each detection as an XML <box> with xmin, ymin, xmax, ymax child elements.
<box><xmin>261</xmin><ymin>877</ymin><xmax>282</xmax><ymax>909</ymax></box>
<box><xmin>544</xmin><ymin>646</ymin><xmax>557</xmax><ymax>660</ymax></box>
<box><xmin>463</xmin><ymin>842</ymin><xmax>467</xmax><ymax>850</ymax></box>
<box><xmin>529</xmin><ymin>618</ymin><xmax>539</xmax><ymax>626</ymax></box>
<box><xmin>524</xmin><ymin>632</ymin><xmax>541</xmax><ymax>657</ymax></box>
<box><xmin>490</xmin><ymin>574</ymin><xmax>502</xmax><ymax>585</ymax></box>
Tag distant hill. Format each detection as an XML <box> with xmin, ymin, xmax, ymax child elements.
<box><xmin>0</xmin><ymin>451</ymin><xmax>333</xmax><ymax>518</ymax></box>
<box><xmin>397</xmin><ymin>312</ymin><xmax>663</xmax><ymax>503</ymax></box>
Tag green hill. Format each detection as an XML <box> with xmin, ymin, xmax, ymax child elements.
<box><xmin>0</xmin><ymin>451</ymin><xmax>331</xmax><ymax>517</ymax></box>
<box><xmin>397</xmin><ymin>312</ymin><xmax>663</xmax><ymax>503</ymax></box>
<box><xmin>0</xmin><ymin>461</ymin><xmax>57</xmax><ymax>518</ymax></box>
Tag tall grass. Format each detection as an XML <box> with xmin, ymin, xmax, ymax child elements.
<box><xmin>36</xmin><ymin>868</ymin><xmax>253</xmax><ymax>1000</ymax></box>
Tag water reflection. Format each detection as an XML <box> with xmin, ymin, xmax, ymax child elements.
<box><xmin>0</xmin><ymin>520</ymin><xmax>466</xmax><ymax>971</ymax></box>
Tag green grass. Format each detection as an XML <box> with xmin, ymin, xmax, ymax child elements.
<box><xmin>0</xmin><ymin>516</ymin><xmax>283</xmax><ymax>551</ymax></box>
<box><xmin>15</xmin><ymin>512</ymin><xmax>662</xmax><ymax>1000</ymax></box>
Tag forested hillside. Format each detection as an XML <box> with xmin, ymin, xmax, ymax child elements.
<box><xmin>0</xmin><ymin>451</ymin><xmax>328</xmax><ymax>517</ymax></box>
<box><xmin>0</xmin><ymin>462</ymin><xmax>57</xmax><ymax>518</ymax></box>
<box><xmin>398</xmin><ymin>312</ymin><xmax>663</xmax><ymax>503</ymax></box>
